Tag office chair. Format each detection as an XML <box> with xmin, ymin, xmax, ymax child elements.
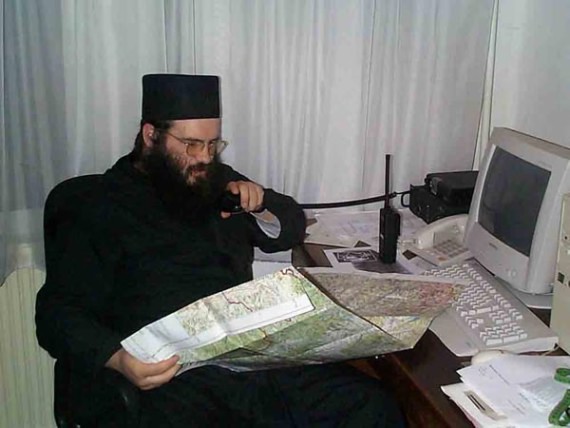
<box><xmin>43</xmin><ymin>175</ymin><xmax>141</xmax><ymax>428</ymax></box>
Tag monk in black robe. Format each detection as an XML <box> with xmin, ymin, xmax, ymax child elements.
<box><xmin>36</xmin><ymin>74</ymin><xmax>404</xmax><ymax>427</ymax></box>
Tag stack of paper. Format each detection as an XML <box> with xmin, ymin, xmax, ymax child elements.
<box><xmin>305</xmin><ymin>208</ymin><xmax>428</xmax><ymax>248</ymax></box>
<box><xmin>442</xmin><ymin>355</ymin><xmax>570</xmax><ymax>427</ymax></box>
<box><xmin>305</xmin><ymin>210</ymin><xmax>379</xmax><ymax>247</ymax></box>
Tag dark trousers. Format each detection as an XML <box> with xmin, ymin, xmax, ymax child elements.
<box><xmin>139</xmin><ymin>363</ymin><xmax>405</xmax><ymax>428</ymax></box>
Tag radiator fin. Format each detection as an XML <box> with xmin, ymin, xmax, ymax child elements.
<box><xmin>0</xmin><ymin>268</ymin><xmax>55</xmax><ymax>428</ymax></box>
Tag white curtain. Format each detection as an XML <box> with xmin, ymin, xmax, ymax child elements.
<box><xmin>0</xmin><ymin>0</ymin><xmax>494</xmax><ymax>283</ymax></box>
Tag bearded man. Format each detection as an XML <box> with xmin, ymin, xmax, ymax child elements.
<box><xmin>36</xmin><ymin>74</ymin><xmax>404</xmax><ymax>427</ymax></box>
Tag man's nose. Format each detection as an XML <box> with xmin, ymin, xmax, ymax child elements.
<box><xmin>191</xmin><ymin>144</ymin><xmax>212</xmax><ymax>163</ymax></box>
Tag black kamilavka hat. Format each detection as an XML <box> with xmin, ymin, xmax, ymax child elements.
<box><xmin>141</xmin><ymin>74</ymin><xmax>220</xmax><ymax>121</ymax></box>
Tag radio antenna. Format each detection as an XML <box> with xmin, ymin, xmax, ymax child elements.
<box><xmin>385</xmin><ymin>154</ymin><xmax>391</xmax><ymax>207</ymax></box>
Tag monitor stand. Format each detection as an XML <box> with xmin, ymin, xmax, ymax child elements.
<box><xmin>501</xmin><ymin>280</ymin><xmax>553</xmax><ymax>309</ymax></box>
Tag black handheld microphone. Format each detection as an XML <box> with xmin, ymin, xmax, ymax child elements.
<box><xmin>379</xmin><ymin>154</ymin><xmax>401</xmax><ymax>263</ymax></box>
<box><xmin>218</xmin><ymin>192</ymin><xmax>244</xmax><ymax>213</ymax></box>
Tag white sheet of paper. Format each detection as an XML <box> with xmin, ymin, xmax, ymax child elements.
<box><xmin>441</xmin><ymin>383</ymin><xmax>515</xmax><ymax>428</ymax></box>
<box><xmin>314</xmin><ymin>211</ymin><xmax>378</xmax><ymax>246</ymax></box>
<box><xmin>304</xmin><ymin>220</ymin><xmax>359</xmax><ymax>247</ymax></box>
<box><xmin>458</xmin><ymin>355</ymin><xmax>570</xmax><ymax>426</ymax></box>
<box><xmin>396</xmin><ymin>250</ymin><xmax>435</xmax><ymax>274</ymax></box>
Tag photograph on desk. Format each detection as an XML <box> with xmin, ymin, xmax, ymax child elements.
<box><xmin>324</xmin><ymin>246</ymin><xmax>380</xmax><ymax>268</ymax></box>
<box><xmin>121</xmin><ymin>266</ymin><xmax>466</xmax><ymax>374</ymax></box>
<box><xmin>323</xmin><ymin>247</ymin><xmax>410</xmax><ymax>273</ymax></box>
<box><xmin>323</xmin><ymin>245</ymin><xmax>429</xmax><ymax>274</ymax></box>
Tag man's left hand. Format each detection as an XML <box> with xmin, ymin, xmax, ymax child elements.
<box><xmin>222</xmin><ymin>181</ymin><xmax>264</xmax><ymax>218</ymax></box>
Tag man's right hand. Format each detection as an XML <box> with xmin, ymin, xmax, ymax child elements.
<box><xmin>105</xmin><ymin>347</ymin><xmax>180</xmax><ymax>390</ymax></box>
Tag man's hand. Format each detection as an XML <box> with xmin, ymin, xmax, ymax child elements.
<box><xmin>105</xmin><ymin>348</ymin><xmax>180</xmax><ymax>390</ymax></box>
<box><xmin>222</xmin><ymin>181</ymin><xmax>264</xmax><ymax>218</ymax></box>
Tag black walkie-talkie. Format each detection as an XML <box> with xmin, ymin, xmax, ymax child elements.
<box><xmin>379</xmin><ymin>154</ymin><xmax>401</xmax><ymax>263</ymax></box>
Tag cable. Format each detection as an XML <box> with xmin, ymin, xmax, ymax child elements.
<box><xmin>299</xmin><ymin>190</ymin><xmax>410</xmax><ymax>210</ymax></box>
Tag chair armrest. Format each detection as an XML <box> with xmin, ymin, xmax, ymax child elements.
<box><xmin>100</xmin><ymin>369</ymin><xmax>141</xmax><ymax>428</ymax></box>
<box><xmin>53</xmin><ymin>359</ymin><xmax>141</xmax><ymax>428</ymax></box>
<box><xmin>54</xmin><ymin>358</ymin><xmax>75</xmax><ymax>428</ymax></box>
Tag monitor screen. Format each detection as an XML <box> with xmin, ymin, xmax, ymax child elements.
<box><xmin>478</xmin><ymin>147</ymin><xmax>550</xmax><ymax>257</ymax></box>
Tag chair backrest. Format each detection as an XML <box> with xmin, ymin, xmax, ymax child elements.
<box><xmin>43</xmin><ymin>174</ymin><xmax>103</xmax><ymax>275</ymax></box>
<box><xmin>43</xmin><ymin>174</ymin><xmax>141</xmax><ymax>428</ymax></box>
<box><xmin>43</xmin><ymin>174</ymin><xmax>104</xmax><ymax>428</ymax></box>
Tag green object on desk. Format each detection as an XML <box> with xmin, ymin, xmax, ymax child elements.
<box><xmin>549</xmin><ymin>369</ymin><xmax>570</xmax><ymax>426</ymax></box>
<box><xmin>555</xmin><ymin>368</ymin><xmax>570</xmax><ymax>385</ymax></box>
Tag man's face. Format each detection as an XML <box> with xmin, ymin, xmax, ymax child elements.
<box><xmin>158</xmin><ymin>118</ymin><xmax>221</xmax><ymax>186</ymax></box>
<box><xmin>141</xmin><ymin>118</ymin><xmax>226</xmax><ymax>221</ymax></box>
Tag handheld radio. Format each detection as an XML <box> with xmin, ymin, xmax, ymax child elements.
<box><xmin>379</xmin><ymin>154</ymin><xmax>401</xmax><ymax>263</ymax></box>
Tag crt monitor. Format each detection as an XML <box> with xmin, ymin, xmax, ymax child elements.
<box><xmin>465</xmin><ymin>127</ymin><xmax>570</xmax><ymax>308</ymax></box>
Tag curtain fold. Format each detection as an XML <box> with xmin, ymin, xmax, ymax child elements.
<box><xmin>1</xmin><ymin>0</ymin><xmax>5</xmax><ymax>280</ymax></box>
<box><xmin>205</xmin><ymin>0</ymin><xmax>493</xmax><ymax>204</ymax></box>
<box><xmin>1</xmin><ymin>0</ymin><xmax>494</xmax><ymax>283</ymax></box>
<box><xmin>475</xmin><ymin>0</ymin><xmax>499</xmax><ymax>170</ymax></box>
<box><xmin>362</xmin><ymin>0</ymin><xmax>495</xmax><ymax>203</ymax></box>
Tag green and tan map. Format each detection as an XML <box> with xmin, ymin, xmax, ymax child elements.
<box><xmin>122</xmin><ymin>267</ymin><xmax>464</xmax><ymax>373</ymax></box>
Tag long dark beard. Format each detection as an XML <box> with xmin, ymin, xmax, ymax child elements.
<box><xmin>142</xmin><ymin>144</ymin><xmax>226</xmax><ymax>224</ymax></box>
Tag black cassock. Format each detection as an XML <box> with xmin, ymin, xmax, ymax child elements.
<box><xmin>36</xmin><ymin>155</ymin><xmax>404</xmax><ymax>427</ymax></box>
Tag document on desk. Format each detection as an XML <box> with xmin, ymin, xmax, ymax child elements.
<box><xmin>305</xmin><ymin>210</ymin><xmax>379</xmax><ymax>247</ymax></box>
<box><xmin>122</xmin><ymin>267</ymin><xmax>464</xmax><ymax>374</ymax></box>
<box><xmin>450</xmin><ymin>355</ymin><xmax>570</xmax><ymax>427</ymax></box>
<box><xmin>305</xmin><ymin>208</ymin><xmax>427</xmax><ymax>249</ymax></box>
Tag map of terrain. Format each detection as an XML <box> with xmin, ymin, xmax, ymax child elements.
<box><xmin>122</xmin><ymin>267</ymin><xmax>464</xmax><ymax>373</ymax></box>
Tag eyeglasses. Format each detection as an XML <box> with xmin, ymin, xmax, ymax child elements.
<box><xmin>161</xmin><ymin>130</ymin><xmax>229</xmax><ymax>156</ymax></box>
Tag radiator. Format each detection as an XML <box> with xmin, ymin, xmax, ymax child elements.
<box><xmin>0</xmin><ymin>267</ymin><xmax>56</xmax><ymax>428</ymax></box>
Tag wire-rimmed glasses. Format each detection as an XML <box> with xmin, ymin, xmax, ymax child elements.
<box><xmin>161</xmin><ymin>130</ymin><xmax>229</xmax><ymax>156</ymax></box>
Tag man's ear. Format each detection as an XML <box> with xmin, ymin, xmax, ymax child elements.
<box><xmin>142</xmin><ymin>123</ymin><xmax>156</xmax><ymax>148</ymax></box>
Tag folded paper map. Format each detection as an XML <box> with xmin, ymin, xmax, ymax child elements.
<box><xmin>122</xmin><ymin>267</ymin><xmax>464</xmax><ymax>373</ymax></box>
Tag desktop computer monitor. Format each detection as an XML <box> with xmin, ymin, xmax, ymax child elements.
<box><xmin>465</xmin><ymin>127</ymin><xmax>570</xmax><ymax>308</ymax></box>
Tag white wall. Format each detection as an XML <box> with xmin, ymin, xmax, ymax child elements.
<box><xmin>491</xmin><ymin>0</ymin><xmax>570</xmax><ymax>148</ymax></box>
